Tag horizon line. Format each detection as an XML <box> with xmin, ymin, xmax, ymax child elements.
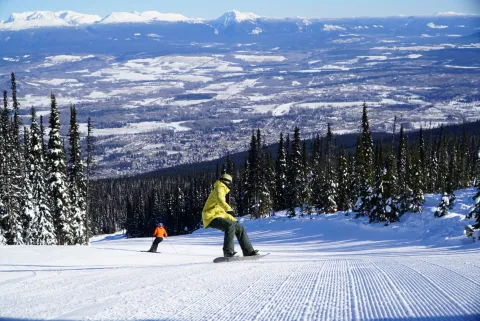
<box><xmin>1</xmin><ymin>9</ymin><xmax>478</xmax><ymax>23</ymax></box>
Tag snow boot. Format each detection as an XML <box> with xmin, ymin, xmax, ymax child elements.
<box><xmin>244</xmin><ymin>250</ymin><xmax>259</xmax><ymax>257</ymax></box>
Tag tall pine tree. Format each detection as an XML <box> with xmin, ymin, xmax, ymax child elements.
<box><xmin>68</xmin><ymin>105</ymin><xmax>87</xmax><ymax>244</ymax></box>
<box><xmin>29</xmin><ymin>108</ymin><xmax>56</xmax><ymax>245</ymax></box>
<box><xmin>354</xmin><ymin>103</ymin><xmax>374</xmax><ymax>217</ymax></box>
<box><xmin>85</xmin><ymin>117</ymin><xmax>94</xmax><ymax>241</ymax></box>
<box><xmin>396</xmin><ymin>124</ymin><xmax>410</xmax><ymax>214</ymax></box>
<box><xmin>322</xmin><ymin>123</ymin><xmax>338</xmax><ymax>213</ymax></box>
<box><xmin>274</xmin><ymin>133</ymin><xmax>287</xmax><ymax>211</ymax></box>
<box><xmin>337</xmin><ymin>146</ymin><xmax>351</xmax><ymax>211</ymax></box>
<box><xmin>21</xmin><ymin>127</ymin><xmax>36</xmax><ymax>244</ymax></box>
<box><xmin>1</xmin><ymin>89</ymin><xmax>23</xmax><ymax>245</ymax></box>
<box><xmin>286</xmin><ymin>127</ymin><xmax>304</xmax><ymax>216</ymax></box>
<box><xmin>47</xmin><ymin>93</ymin><xmax>72</xmax><ymax>245</ymax></box>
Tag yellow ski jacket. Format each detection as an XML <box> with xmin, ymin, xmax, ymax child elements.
<box><xmin>202</xmin><ymin>180</ymin><xmax>237</xmax><ymax>228</ymax></box>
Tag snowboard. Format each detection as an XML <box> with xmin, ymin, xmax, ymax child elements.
<box><xmin>213</xmin><ymin>253</ymin><xmax>270</xmax><ymax>263</ymax></box>
<box><xmin>141</xmin><ymin>251</ymin><xmax>161</xmax><ymax>253</ymax></box>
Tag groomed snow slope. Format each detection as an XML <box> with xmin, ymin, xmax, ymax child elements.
<box><xmin>1</xmin><ymin>189</ymin><xmax>479</xmax><ymax>321</ymax></box>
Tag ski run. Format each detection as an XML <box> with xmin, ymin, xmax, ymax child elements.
<box><xmin>1</xmin><ymin>189</ymin><xmax>479</xmax><ymax>321</ymax></box>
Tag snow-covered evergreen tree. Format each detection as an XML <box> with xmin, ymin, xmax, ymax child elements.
<box><xmin>459</xmin><ymin>126</ymin><xmax>470</xmax><ymax>187</ymax></box>
<box><xmin>47</xmin><ymin>93</ymin><xmax>72</xmax><ymax>245</ymax></box>
<box><xmin>301</xmin><ymin>140</ymin><xmax>312</xmax><ymax>214</ymax></box>
<box><xmin>419</xmin><ymin>127</ymin><xmax>427</xmax><ymax>188</ymax></box>
<box><xmin>260</xmin><ymin>151</ymin><xmax>275</xmax><ymax>217</ymax></box>
<box><xmin>435</xmin><ymin>193</ymin><xmax>450</xmax><ymax>218</ymax></box>
<box><xmin>244</xmin><ymin>132</ymin><xmax>260</xmax><ymax>217</ymax></box>
<box><xmin>428</xmin><ymin>143</ymin><xmax>439</xmax><ymax>192</ymax></box>
<box><xmin>408</xmin><ymin>128</ymin><xmax>426</xmax><ymax>213</ymax></box>
<box><xmin>221</xmin><ymin>153</ymin><xmax>234</xmax><ymax>175</ymax></box>
<box><xmin>322</xmin><ymin>124</ymin><xmax>337</xmax><ymax>213</ymax></box>
<box><xmin>408</xmin><ymin>151</ymin><xmax>425</xmax><ymax>213</ymax></box>
<box><xmin>10</xmin><ymin>75</ymin><xmax>25</xmax><ymax>233</ymax></box>
<box><xmin>274</xmin><ymin>133</ymin><xmax>287</xmax><ymax>211</ymax></box>
<box><xmin>20</xmin><ymin>127</ymin><xmax>36</xmax><ymax>244</ymax></box>
<box><xmin>39</xmin><ymin>115</ymin><xmax>47</xmax><ymax>157</ymax></box>
<box><xmin>311</xmin><ymin>135</ymin><xmax>325</xmax><ymax>212</ymax></box>
<box><xmin>370</xmin><ymin>149</ymin><xmax>401</xmax><ymax>223</ymax></box>
<box><xmin>173</xmin><ymin>186</ymin><xmax>186</xmax><ymax>233</ymax></box>
<box><xmin>29</xmin><ymin>108</ymin><xmax>56</xmax><ymax>245</ymax></box>
<box><xmin>337</xmin><ymin>147</ymin><xmax>351</xmax><ymax>211</ymax></box>
<box><xmin>0</xmin><ymin>91</ymin><xmax>8</xmax><ymax>245</ymax></box>
<box><xmin>437</xmin><ymin>127</ymin><xmax>448</xmax><ymax>192</ymax></box>
<box><xmin>354</xmin><ymin>104</ymin><xmax>375</xmax><ymax>217</ymax></box>
<box><xmin>287</xmin><ymin>127</ymin><xmax>304</xmax><ymax>216</ymax></box>
<box><xmin>1</xmin><ymin>90</ymin><xmax>23</xmax><ymax>245</ymax></box>
<box><xmin>397</xmin><ymin>124</ymin><xmax>410</xmax><ymax>214</ymax></box>
<box><xmin>10</xmin><ymin>73</ymin><xmax>21</xmax><ymax>154</ymax></box>
<box><xmin>85</xmin><ymin>117</ymin><xmax>94</xmax><ymax>241</ymax></box>
<box><xmin>67</xmin><ymin>105</ymin><xmax>87</xmax><ymax>244</ymax></box>
<box><xmin>347</xmin><ymin>153</ymin><xmax>358</xmax><ymax>212</ymax></box>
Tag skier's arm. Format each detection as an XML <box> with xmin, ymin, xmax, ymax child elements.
<box><xmin>214</xmin><ymin>186</ymin><xmax>236</xmax><ymax>221</ymax></box>
<box><xmin>214</xmin><ymin>185</ymin><xmax>232</xmax><ymax>212</ymax></box>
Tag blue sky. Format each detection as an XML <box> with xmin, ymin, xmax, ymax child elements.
<box><xmin>0</xmin><ymin>0</ymin><xmax>478</xmax><ymax>21</ymax></box>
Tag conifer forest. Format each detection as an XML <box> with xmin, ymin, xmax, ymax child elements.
<box><xmin>89</xmin><ymin>106</ymin><xmax>480</xmax><ymax>238</ymax></box>
<box><xmin>1</xmin><ymin>74</ymin><xmax>479</xmax><ymax>244</ymax></box>
<box><xmin>0</xmin><ymin>73</ymin><xmax>93</xmax><ymax>245</ymax></box>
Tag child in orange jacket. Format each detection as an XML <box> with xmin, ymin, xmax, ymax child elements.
<box><xmin>148</xmin><ymin>223</ymin><xmax>168</xmax><ymax>252</ymax></box>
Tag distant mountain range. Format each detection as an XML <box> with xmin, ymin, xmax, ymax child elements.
<box><xmin>0</xmin><ymin>10</ymin><xmax>478</xmax><ymax>55</ymax></box>
<box><xmin>0</xmin><ymin>10</ymin><xmax>477</xmax><ymax>30</ymax></box>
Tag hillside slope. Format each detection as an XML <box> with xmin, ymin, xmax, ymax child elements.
<box><xmin>0</xmin><ymin>189</ymin><xmax>479</xmax><ymax>320</ymax></box>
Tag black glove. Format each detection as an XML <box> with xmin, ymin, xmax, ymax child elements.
<box><xmin>227</xmin><ymin>210</ymin><xmax>235</xmax><ymax>216</ymax></box>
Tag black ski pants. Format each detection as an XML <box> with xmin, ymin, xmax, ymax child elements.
<box><xmin>149</xmin><ymin>237</ymin><xmax>163</xmax><ymax>252</ymax></box>
<box><xmin>209</xmin><ymin>218</ymin><xmax>254</xmax><ymax>257</ymax></box>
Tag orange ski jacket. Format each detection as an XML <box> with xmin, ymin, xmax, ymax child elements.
<box><xmin>153</xmin><ymin>226</ymin><xmax>168</xmax><ymax>238</ymax></box>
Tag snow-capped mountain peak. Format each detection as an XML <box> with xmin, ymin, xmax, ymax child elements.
<box><xmin>140</xmin><ymin>11</ymin><xmax>190</xmax><ymax>21</ymax></box>
<box><xmin>99</xmin><ymin>11</ymin><xmax>192</xmax><ymax>24</ymax></box>
<box><xmin>215</xmin><ymin>10</ymin><xmax>262</xmax><ymax>27</ymax></box>
<box><xmin>0</xmin><ymin>10</ymin><xmax>192</xmax><ymax>30</ymax></box>
<box><xmin>99</xmin><ymin>11</ymin><xmax>147</xmax><ymax>24</ymax></box>
<box><xmin>230</xmin><ymin>10</ymin><xmax>261</xmax><ymax>22</ymax></box>
<box><xmin>1</xmin><ymin>10</ymin><xmax>101</xmax><ymax>30</ymax></box>
<box><xmin>6</xmin><ymin>11</ymin><xmax>55</xmax><ymax>23</ymax></box>
<box><xmin>57</xmin><ymin>11</ymin><xmax>102</xmax><ymax>25</ymax></box>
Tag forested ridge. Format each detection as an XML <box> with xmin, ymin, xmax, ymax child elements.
<box><xmin>89</xmin><ymin>106</ymin><xmax>480</xmax><ymax>237</ymax></box>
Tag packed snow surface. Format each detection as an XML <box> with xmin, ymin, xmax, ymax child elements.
<box><xmin>1</xmin><ymin>189</ymin><xmax>479</xmax><ymax>320</ymax></box>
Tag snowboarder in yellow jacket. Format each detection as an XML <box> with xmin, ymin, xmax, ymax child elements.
<box><xmin>202</xmin><ymin>173</ymin><xmax>258</xmax><ymax>257</ymax></box>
